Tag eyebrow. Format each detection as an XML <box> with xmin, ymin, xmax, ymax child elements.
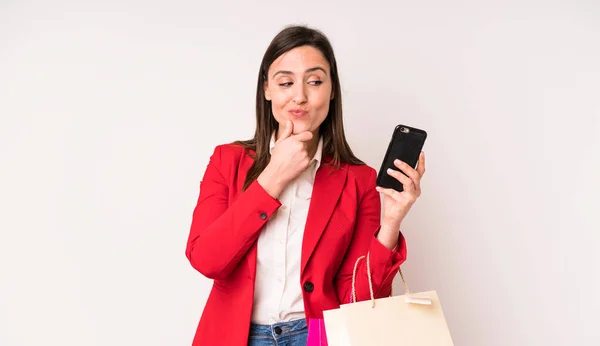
<box><xmin>272</xmin><ymin>66</ymin><xmax>328</xmax><ymax>78</ymax></box>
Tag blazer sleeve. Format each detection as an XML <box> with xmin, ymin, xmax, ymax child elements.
<box><xmin>185</xmin><ymin>145</ymin><xmax>281</xmax><ymax>280</ymax></box>
<box><xmin>334</xmin><ymin>167</ymin><xmax>407</xmax><ymax>304</ymax></box>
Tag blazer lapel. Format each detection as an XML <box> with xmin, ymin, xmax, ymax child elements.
<box><xmin>301</xmin><ymin>160</ymin><xmax>348</xmax><ymax>274</ymax></box>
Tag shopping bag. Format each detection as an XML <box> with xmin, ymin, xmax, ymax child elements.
<box><xmin>323</xmin><ymin>253</ymin><xmax>454</xmax><ymax>346</ymax></box>
<box><xmin>306</xmin><ymin>318</ymin><xmax>328</xmax><ymax>345</ymax></box>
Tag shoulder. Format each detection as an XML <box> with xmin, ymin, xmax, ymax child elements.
<box><xmin>206</xmin><ymin>142</ymin><xmax>252</xmax><ymax>170</ymax></box>
<box><xmin>344</xmin><ymin>161</ymin><xmax>378</xmax><ymax>189</ymax></box>
<box><xmin>210</xmin><ymin>142</ymin><xmax>250</xmax><ymax>158</ymax></box>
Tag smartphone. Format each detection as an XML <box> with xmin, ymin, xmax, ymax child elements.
<box><xmin>376</xmin><ymin>125</ymin><xmax>427</xmax><ymax>192</ymax></box>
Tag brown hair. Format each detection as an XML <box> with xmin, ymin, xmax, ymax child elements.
<box><xmin>234</xmin><ymin>24</ymin><xmax>364</xmax><ymax>191</ymax></box>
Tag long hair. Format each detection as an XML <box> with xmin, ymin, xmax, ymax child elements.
<box><xmin>234</xmin><ymin>25</ymin><xmax>364</xmax><ymax>191</ymax></box>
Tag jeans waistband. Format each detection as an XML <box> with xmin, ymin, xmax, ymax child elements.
<box><xmin>249</xmin><ymin>318</ymin><xmax>307</xmax><ymax>337</ymax></box>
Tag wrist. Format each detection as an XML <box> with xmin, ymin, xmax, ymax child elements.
<box><xmin>377</xmin><ymin>223</ymin><xmax>400</xmax><ymax>250</ymax></box>
<box><xmin>257</xmin><ymin>166</ymin><xmax>286</xmax><ymax>199</ymax></box>
<box><xmin>382</xmin><ymin>220</ymin><xmax>400</xmax><ymax>230</ymax></box>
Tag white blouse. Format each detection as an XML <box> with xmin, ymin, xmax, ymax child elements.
<box><xmin>251</xmin><ymin>133</ymin><xmax>324</xmax><ymax>325</ymax></box>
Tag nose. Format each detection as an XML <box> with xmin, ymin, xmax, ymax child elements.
<box><xmin>292</xmin><ymin>83</ymin><xmax>307</xmax><ymax>104</ymax></box>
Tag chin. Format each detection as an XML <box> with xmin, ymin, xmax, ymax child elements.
<box><xmin>293</xmin><ymin>124</ymin><xmax>313</xmax><ymax>134</ymax></box>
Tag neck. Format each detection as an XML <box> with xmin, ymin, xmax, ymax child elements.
<box><xmin>305</xmin><ymin>131</ymin><xmax>320</xmax><ymax>160</ymax></box>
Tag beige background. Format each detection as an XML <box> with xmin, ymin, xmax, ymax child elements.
<box><xmin>1</xmin><ymin>0</ymin><xmax>599</xmax><ymax>345</ymax></box>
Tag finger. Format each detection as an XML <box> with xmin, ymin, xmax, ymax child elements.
<box><xmin>386</xmin><ymin>167</ymin><xmax>415</xmax><ymax>193</ymax></box>
<box><xmin>276</xmin><ymin>120</ymin><xmax>293</xmax><ymax>143</ymax></box>
<box><xmin>293</xmin><ymin>131</ymin><xmax>313</xmax><ymax>142</ymax></box>
<box><xmin>392</xmin><ymin>161</ymin><xmax>421</xmax><ymax>196</ymax></box>
<box><xmin>375</xmin><ymin>186</ymin><xmax>409</xmax><ymax>204</ymax></box>
<box><xmin>416</xmin><ymin>152</ymin><xmax>426</xmax><ymax>176</ymax></box>
<box><xmin>413</xmin><ymin>179</ymin><xmax>421</xmax><ymax>197</ymax></box>
<box><xmin>394</xmin><ymin>159</ymin><xmax>421</xmax><ymax>182</ymax></box>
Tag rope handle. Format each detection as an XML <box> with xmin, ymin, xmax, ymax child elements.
<box><xmin>350</xmin><ymin>252</ymin><xmax>411</xmax><ymax>308</ymax></box>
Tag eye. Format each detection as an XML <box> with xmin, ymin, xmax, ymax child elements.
<box><xmin>308</xmin><ymin>80</ymin><xmax>323</xmax><ymax>86</ymax></box>
<box><xmin>279</xmin><ymin>82</ymin><xmax>293</xmax><ymax>87</ymax></box>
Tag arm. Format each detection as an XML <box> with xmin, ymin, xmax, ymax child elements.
<box><xmin>334</xmin><ymin>168</ymin><xmax>407</xmax><ymax>304</ymax></box>
<box><xmin>185</xmin><ymin>146</ymin><xmax>281</xmax><ymax>280</ymax></box>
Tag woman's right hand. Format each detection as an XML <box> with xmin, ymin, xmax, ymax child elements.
<box><xmin>257</xmin><ymin>120</ymin><xmax>313</xmax><ymax>198</ymax></box>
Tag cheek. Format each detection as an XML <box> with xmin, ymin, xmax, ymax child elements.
<box><xmin>311</xmin><ymin>91</ymin><xmax>331</xmax><ymax>115</ymax></box>
<box><xmin>269</xmin><ymin>91</ymin><xmax>293</xmax><ymax>124</ymax></box>
<box><xmin>270</xmin><ymin>90</ymin><xmax>292</xmax><ymax>110</ymax></box>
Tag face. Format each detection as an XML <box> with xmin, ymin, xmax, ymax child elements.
<box><xmin>264</xmin><ymin>45</ymin><xmax>334</xmax><ymax>139</ymax></box>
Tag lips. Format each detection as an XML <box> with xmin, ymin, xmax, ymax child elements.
<box><xmin>289</xmin><ymin>109</ymin><xmax>308</xmax><ymax>117</ymax></box>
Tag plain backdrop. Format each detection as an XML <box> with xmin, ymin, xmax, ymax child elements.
<box><xmin>1</xmin><ymin>0</ymin><xmax>599</xmax><ymax>345</ymax></box>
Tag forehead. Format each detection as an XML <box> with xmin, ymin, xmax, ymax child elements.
<box><xmin>268</xmin><ymin>45</ymin><xmax>330</xmax><ymax>76</ymax></box>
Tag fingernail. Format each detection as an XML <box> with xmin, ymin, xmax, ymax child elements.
<box><xmin>387</xmin><ymin>168</ymin><xmax>393</xmax><ymax>173</ymax></box>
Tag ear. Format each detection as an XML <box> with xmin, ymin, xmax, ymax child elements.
<box><xmin>330</xmin><ymin>88</ymin><xmax>335</xmax><ymax>100</ymax></box>
<box><xmin>264</xmin><ymin>80</ymin><xmax>271</xmax><ymax>101</ymax></box>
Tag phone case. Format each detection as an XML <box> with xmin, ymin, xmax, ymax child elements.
<box><xmin>376</xmin><ymin>125</ymin><xmax>427</xmax><ymax>192</ymax></box>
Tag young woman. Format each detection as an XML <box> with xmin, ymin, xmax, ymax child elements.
<box><xmin>185</xmin><ymin>25</ymin><xmax>425</xmax><ymax>346</ymax></box>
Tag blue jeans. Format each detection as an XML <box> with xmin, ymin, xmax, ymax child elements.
<box><xmin>247</xmin><ymin>318</ymin><xmax>308</xmax><ymax>346</ymax></box>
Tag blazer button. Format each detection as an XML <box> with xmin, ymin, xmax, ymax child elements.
<box><xmin>303</xmin><ymin>281</ymin><xmax>314</xmax><ymax>293</ymax></box>
<box><xmin>259</xmin><ymin>212</ymin><xmax>267</xmax><ymax>220</ymax></box>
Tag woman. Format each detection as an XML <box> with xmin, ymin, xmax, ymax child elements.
<box><xmin>185</xmin><ymin>25</ymin><xmax>425</xmax><ymax>346</ymax></box>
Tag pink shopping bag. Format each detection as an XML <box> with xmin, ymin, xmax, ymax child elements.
<box><xmin>306</xmin><ymin>318</ymin><xmax>328</xmax><ymax>345</ymax></box>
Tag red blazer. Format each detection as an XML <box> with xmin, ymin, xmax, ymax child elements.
<box><xmin>185</xmin><ymin>143</ymin><xmax>407</xmax><ymax>345</ymax></box>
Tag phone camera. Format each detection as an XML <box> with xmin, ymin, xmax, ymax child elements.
<box><xmin>400</xmin><ymin>127</ymin><xmax>409</xmax><ymax>133</ymax></box>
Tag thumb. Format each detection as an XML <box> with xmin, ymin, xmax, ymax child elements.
<box><xmin>277</xmin><ymin>120</ymin><xmax>293</xmax><ymax>142</ymax></box>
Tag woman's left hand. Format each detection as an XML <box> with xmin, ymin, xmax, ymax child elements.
<box><xmin>376</xmin><ymin>152</ymin><xmax>426</xmax><ymax>230</ymax></box>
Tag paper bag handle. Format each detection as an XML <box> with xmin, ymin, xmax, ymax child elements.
<box><xmin>350</xmin><ymin>252</ymin><xmax>411</xmax><ymax>307</ymax></box>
